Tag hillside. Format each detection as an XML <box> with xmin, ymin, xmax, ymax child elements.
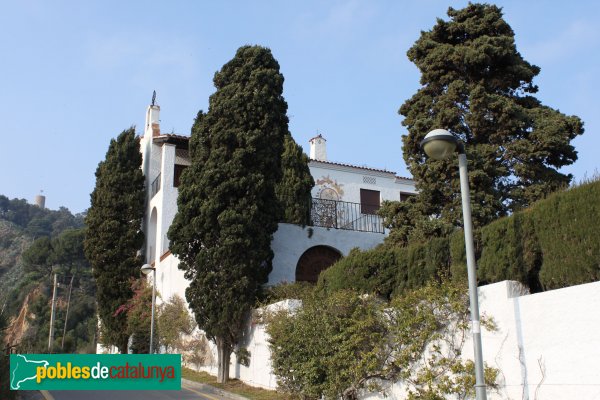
<box><xmin>0</xmin><ymin>195</ymin><xmax>95</xmax><ymax>354</ymax></box>
<box><xmin>0</xmin><ymin>219</ymin><xmax>33</xmax><ymax>314</ymax></box>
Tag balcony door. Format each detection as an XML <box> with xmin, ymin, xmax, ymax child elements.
<box><xmin>360</xmin><ymin>189</ymin><xmax>380</xmax><ymax>215</ymax></box>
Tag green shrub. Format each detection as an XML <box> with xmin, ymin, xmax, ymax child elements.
<box><xmin>317</xmin><ymin>247</ymin><xmax>398</xmax><ymax>298</ymax></box>
<box><xmin>260</xmin><ymin>281</ymin><xmax>316</xmax><ymax>305</ymax></box>
<box><xmin>266</xmin><ymin>290</ymin><xmax>388</xmax><ymax>400</ymax></box>
<box><xmin>402</xmin><ymin>236</ymin><xmax>450</xmax><ymax>293</ymax></box>
<box><xmin>449</xmin><ymin>230</ymin><xmax>467</xmax><ymax>282</ymax></box>
<box><xmin>479</xmin><ymin>212</ymin><xmax>541</xmax><ymax>290</ymax></box>
<box><xmin>267</xmin><ymin>280</ymin><xmax>498</xmax><ymax>400</ymax></box>
<box><xmin>322</xmin><ymin>179</ymin><xmax>600</xmax><ymax>295</ymax></box>
<box><xmin>533</xmin><ymin>180</ymin><xmax>600</xmax><ymax>289</ymax></box>
<box><xmin>319</xmin><ymin>237</ymin><xmax>458</xmax><ymax>299</ymax></box>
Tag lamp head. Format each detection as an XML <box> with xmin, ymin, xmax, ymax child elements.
<box><xmin>420</xmin><ymin>129</ymin><xmax>459</xmax><ymax>160</ymax></box>
<box><xmin>141</xmin><ymin>264</ymin><xmax>155</xmax><ymax>275</ymax></box>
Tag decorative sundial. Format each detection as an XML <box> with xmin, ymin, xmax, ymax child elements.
<box><xmin>318</xmin><ymin>187</ymin><xmax>339</xmax><ymax>201</ymax></box>
<box><xmin>315</xmin><ymin>176</ymin><xmax>344</xmax><ymax>201</ymax></box>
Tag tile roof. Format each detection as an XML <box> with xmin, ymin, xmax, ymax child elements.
<box><xmin>309</xmin><ymin>159</ymin><xmax>413</xmax><ymax>181</ymax></box>
<box><xmin>309</xmin><ymin>159</ymin><xmax>393</xmax><ymax>174</ymax></box>
<box><xmin>153</xmin><ymin>134</ymin><xmax>189</xmax><ymax>150</ymax></box>
<box><xmin>148</xmin><ymin>136</ymin><xmax>414</xmax><ymax>181</ymax></box>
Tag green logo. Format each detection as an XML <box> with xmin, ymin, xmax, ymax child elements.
<box><xmin>10</xmin><ymin>354</ymin><xmax>181</xmax><ymax>390</ymax></box>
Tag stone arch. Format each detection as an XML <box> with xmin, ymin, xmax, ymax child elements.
<box><xmin>295</xmin><ymin>245</ymin><xmax>342</xmax><ymax>283</ymax></box>
<box><xmin>147</xmin><ymin>207</ymin><xmax>158</xmax><ymax>263</ymax></box>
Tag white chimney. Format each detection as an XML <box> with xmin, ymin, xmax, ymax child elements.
<box><xmin>145</xmin><ymin>104</ymin><xmax>160</xmax><ymax>137</ymax></box>
<box><xmin>309</xmin><ymin>134</ymin><xmax>327</xmax><ymax>161</ymax></box>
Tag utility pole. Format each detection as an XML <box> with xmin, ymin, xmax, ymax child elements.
<box><xmin>48</xmin><ymin>273</ymin><xmax>58</xmax><ymax>352</ymax></box>
<box><xmin>61</xmin><ymin>275</ymin><xmax>75</xmax><ymax>350</ymax></box>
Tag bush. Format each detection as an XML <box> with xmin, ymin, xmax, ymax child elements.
<box><xmin>319</xmin><ymin>235</ymin><xmax>462</xmax><ymax>299</ymax></box>
<box><xmin>533</xmin><ymin>180</ymin><xmax>600</xmax><ymax>289</ymax></box>
<box><xmin>267</xmin><ymin>280</ymin><xmax>498</xmax><ymax>400</ymax></box>
<box><xmin>158</xmin><ymin>294</ymin><xmax>194</xmax><ymax>353</ymax></box>
<box><xmin>317</xmin><ymin>247</ymin><xmax>398</xmax><ymax>299</ymax></box>
<box><xmin>260</xmin><ymin>281</ymin><xmax>316</xmax><ymax>305</ymax></box>
<box><xmin>266</xmin><ymin>290</ymin><xmax>387</xmax><ymax>400</ymax></box>
<box><xmin>321</xmin><ymin>178</ymin><xmax>600</xmax><ymax>295</ymax></box>
<box><xmin>479</xmin><ymin>212</ymin><xmax>542</xmax><ymax>291</ymax></box>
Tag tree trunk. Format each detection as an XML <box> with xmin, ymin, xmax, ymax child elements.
<box><xmin>118</xmin><ymin>336</ymin><xmax>129</xmax><ymax>354</ymax></box>
<box><xmin>216</xmin><ymin>337</ymin><xmax>231</xmax><ymax>383</ymax></box>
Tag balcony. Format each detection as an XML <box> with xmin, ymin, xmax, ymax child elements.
<box><xmin>150</xmin><ymin>173</ymin><xmax>161</xmax><ymax>198</ymax></box>
<box><xmin>309</xmin><ymin>198</ymin><xmax>384</xmax><ymax>234</ymax></box>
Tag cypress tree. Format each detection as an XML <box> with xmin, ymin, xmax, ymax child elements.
<box><xmin>395</xmin><ymin>3</ymin><xmax>583</xmax><ymax>243</ymax></box>
<box><xmin>277</xmin><ymin>133</ymin><xmax>315</xmax><ymax>225</ymax></box>
<box><xmin>168</xmin><ymin>45</ymin><xmax>290</xmax><ymax>382</ymax></box>
<box><xmin>84</xmin><ymin>128</ymin><xmax>145</xmax><ymax>353</ymax></box>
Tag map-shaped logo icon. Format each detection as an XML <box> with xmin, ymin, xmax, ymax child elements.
<box><xmin>10</xmin><ymin>354</ymin><xmax>49</xmax><ymax>389</ymax></box>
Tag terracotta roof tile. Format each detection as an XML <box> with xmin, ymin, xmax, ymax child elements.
<box><xmin>309</xmin><ymin>159</ymin><xmax>393</xmax><ymax>174</ymax></box>
<box><xmin>153</xmin><ymin>134</ymin><xmax>189</xmax><ymax>150</ymax></box>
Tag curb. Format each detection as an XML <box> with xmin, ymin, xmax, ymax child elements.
<box><xmin>182</xmin><ymin>378</ymin><xmax>249</xmax><ymax>400</ymax></box>
<box><xmin>37</xmin><ymin>379</ymin><xmax>247</xmax><ymax>400</ymax></box>
<box><xmin>39</xmin><ymin>391</ymin><xmax>55</xmax><ymax>400</ymax></box>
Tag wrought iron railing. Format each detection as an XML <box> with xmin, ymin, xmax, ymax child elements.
<box><xmin>310</xmin><ymin>198</ymin><xmax>384</xmax><ymax>234</ymax></box>
<box><xmin>150</xmin><ymin>173</ymin><xmax>161</xmax><ymax>198</ymax></box>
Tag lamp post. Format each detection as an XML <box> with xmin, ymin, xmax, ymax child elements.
<box><xmin>141</xmin><ymin>263</ymin><xmax>156</xmax><ymax>354</ymax></box>
<box><xmin>421</xmin><ymin>129</ymin><xmax>487</xmax><ymax>400</ymax></box>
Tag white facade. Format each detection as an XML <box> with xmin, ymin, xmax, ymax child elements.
<box><xmin>309</xmin><ymin>160</ymin><xmax>416</xmax><ymax>204</ymax></box>
<box><xmin>269</xmin><ymin>223</ymin><xmax>387</xmax><ymax>285</ymax></box>
<box><xmin>139</xmin><ymin>102</ymin><xmax>417</xmax><ymax>293</ymax></box>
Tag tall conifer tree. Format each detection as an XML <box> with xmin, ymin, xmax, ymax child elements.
<box><xmin>168</xmin><ymin>46</ymin><xmax>292</xmax><ymax>382</ymax></box>
<box><xmin>277</xmin><ymin>133</ymin><xmax>315</xmax><ymax>225</ymax></box>
<box><xmin>391</xmin><ymin>3</ymin><xmax>583</xmax><ymax>244</ymax></box>
<box><xmin>84</xmin><ymin>128</ymin><xmax>145</xmax><ymax>353</ymax></box>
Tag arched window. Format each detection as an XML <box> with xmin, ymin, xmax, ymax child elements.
<box><xmin>147</xmin><ymin>208</ymin><xmax>158</xmax><ymax>263</ymax></box>
<box><xmin>295</xmin><ymin>245</ymin><xmax>342</xmax><ymax>283</ymax></box>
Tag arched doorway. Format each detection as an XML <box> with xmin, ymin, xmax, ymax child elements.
<box><xmin>295</xmin><ymin>245</ymin><xmax>342</xmax><ymax>283</ymax></box>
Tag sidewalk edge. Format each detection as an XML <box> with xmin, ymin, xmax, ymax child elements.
<box><xmin>182</xmin><ymin>378</ymin><xmax>249</xmax><ymax>400</ymax></box>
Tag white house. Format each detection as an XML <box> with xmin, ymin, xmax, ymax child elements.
<box><xmin>139</xmin><ymin>101</ymin><xmax>416</xmax><ymax>304</ymax></box>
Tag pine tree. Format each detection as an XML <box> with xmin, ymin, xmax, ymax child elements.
<box><xmin>394</xmin><ymin>3</ymin><xmax>583</xmax><ymax>244</ymax></box>
<box><xmin>168</xmin><ymin>45</ymin><xmax>290</xmax><ymax>383</ymax></box>
<box><xmin>84</xmin><ymin>128</ymin><xmax>145</xmax><ymax>353</ymax></box>
<box><xmin>277</xmin><ymin>133</ymin><xmax>314</xmax><ymax>225</ymax></box>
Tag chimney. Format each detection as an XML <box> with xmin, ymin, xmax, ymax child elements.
<box><xmin>309</xmin><ymin>134</ymin><xmax>327</xmax><ymax>161</ymax></box>
<box><xmin>145</xmin><ymin>105</ymin><xmax>160</xmax><ymax>137</ymax></box>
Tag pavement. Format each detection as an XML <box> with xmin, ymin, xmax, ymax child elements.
<box><xmin>26</xmin><ymin>378</ymin><xmax>247</xmax><ymax>400</ymax></box>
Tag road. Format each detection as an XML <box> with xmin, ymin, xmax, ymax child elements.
<box><xmin>42</xmin><ymin>380</ymin><xmax>236</xmax><ymax>400</ymax></box>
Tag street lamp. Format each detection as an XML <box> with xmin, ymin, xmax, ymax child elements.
<box><xmin>141</xmin><ymin>263</ymin><xmax>156</xmax><ymax>354</ymax></box>
<box><xmin>421</xmin><ymin>129</ymin><xmax>487</xmax><ymax>400</ymax></box>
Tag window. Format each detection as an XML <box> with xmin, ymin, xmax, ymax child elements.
<box><xmin>173</xmin><ymin>164</ymin><xmax>188</xmax><ymax>187</ymax></box>
<box><xmin>360</xmin><ymin>189</ymin><xmax>380</xmax><ymax>215</ymax></box>
<box><xmin>400</xmin><ymin>192</ymin><xmax>416</xmax><ymax>202</ymax></box>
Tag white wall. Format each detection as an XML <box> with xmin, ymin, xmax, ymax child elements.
<box><xmin>154</xmin><ymin>223</ymin><xmax>386</xmax><ymax>305</ymax></box>
<box><xmin>269</xmin><ymin>223</ymin><xmax>385</xmax><ymax>285</ymax></box>
<box><xmin>309</xmin><ymin>161</ymin><xmax>416</xmax><ymax>204</ymax></box>
<box><xmin>199</xmin><ymin>300</ymin><xmax>302</xmax><ymax>389</ymax></box>
<box><xmin>197</xmin><ymin>281</ymin><xmax>600</xmax><ymax>399</ymax></box>
<box><xmin>475</xmin><ymin>280</ymin><xmax>600</xmax><ymax>400</ymax></box>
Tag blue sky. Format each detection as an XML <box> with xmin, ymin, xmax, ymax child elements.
<box><xmin>1</xmin><ymin>0</ymin><xmax>598</xmax><ymax>213</ymax></box>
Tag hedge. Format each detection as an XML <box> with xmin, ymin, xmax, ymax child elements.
<box><xmin>533</xmin><ymin>180</ymin><xmax>600</xmax><ymax>289</ymax></box>
<box><xmin>319</xmin><ymin>178</ymin><xmax>600</xmax><ymax>296</ymax></box>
